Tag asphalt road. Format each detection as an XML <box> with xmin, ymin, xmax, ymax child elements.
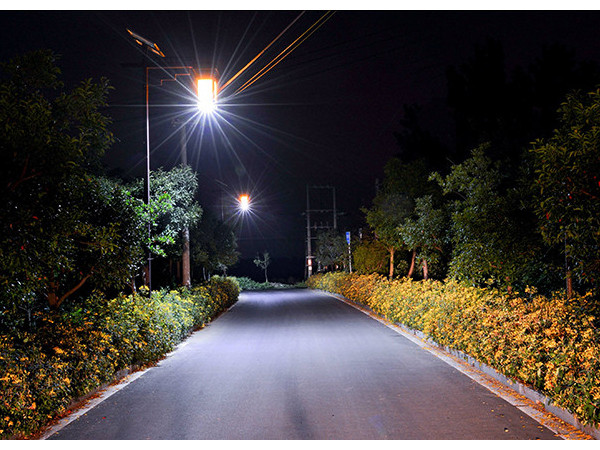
<box><xmin>48</xmin><ymin>289</ymin><xmax>559</xmax><ymax>439</ymax></box>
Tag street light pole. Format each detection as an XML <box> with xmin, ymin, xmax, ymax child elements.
<box><xmin>145</xmin><ymin>64</ymin><xmax>152</xmax><ymax>291</ymax></box>
<box><xmin>127</xmin><ymin>28</ymin><xmax>218</xmax><ymax>292</ymax></box>
<box><xmin>127</xmin><ymin>28</ymin><xmax>166</xmax><ymax>292</ymax></box>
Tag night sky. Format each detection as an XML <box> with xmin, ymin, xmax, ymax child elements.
<box><xmin>2</xmin><ymin>8</ymin><xmax>600</xmax><ymax>280</ymax></box>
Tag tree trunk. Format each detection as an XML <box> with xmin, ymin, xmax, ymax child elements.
<box><xmin>47</xmin><ymin>281</ymin><xmax>60</xmax><ymax>309</ymax></box>
<box><xmin>388</xmin><ymin>247</ymin><xmax>395</xmax><ymax>280</ymax></box>
<box><xmin>130</xmin><ymin>278</ymin><xmax>137</xmax><ymax>294</ymax></box>
<box><xmin>407</xmin><ymin>249</ymin><xmax>416</xmax><ymax>278</ymax></box>
<box><xmin>565</xmin><ymin>234</ymin><xmax>573</xmax><ymax>299</ymax></box>
<box><xmin>264</xmin><ymin>267</ymin><xmax>268</xmax><ymax>283</ymax></box>
<box><xmin>566</xmin><ymin>270</ymin><xmax>573</xmax><ymax>299</ymax></box>
<box><xmin>47</xmin><ymin>273</ymin><xmax>92</xmax><ymax>309</ymax></box>
<box><xmin>422</xmin><ymin>258</ymin><xmax>429</xmax><ymax>280</ymax></box>
<box><xmin>181</xmin><ymin>227</ymin><xmax>191</xmax><ymax>288</ymax></box>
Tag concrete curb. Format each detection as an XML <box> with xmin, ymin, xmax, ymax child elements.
<box><xmin>319</xmin><ymin>289</ymin><xmax>598</xmax><ymax>440</ymax></box>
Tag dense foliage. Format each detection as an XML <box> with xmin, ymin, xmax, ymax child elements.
<box><xmin>351</xmin><ymin>86</ymin><xmax>600</xmax><ymax>306</ymax></box>
<box><xmin>430</xmin><ymin>144</ymin><xmax>543</xmax><ymax>289</ymax></box>
<box><xmin>190</xmin><ymin>210</ymin><xmax>239</xmax><ymax>280</ymax></box>
<box><xmin>343</xmin><ymin>41</ymin><xmax>600</xmax><ymax>307</ymax></box>
<box><xmin>531</xmin><ymin>90</ymin><xmax>600</xmax><ymax>294</ymax></box>
<box><xmin>128</xmin><ymin>165</ymin><xmax>203</xmax><ymax>260</ymax></box>
<box><xmin>308</xmin><ymin>272</ymin><xmax>600</xmax><ymax>427</ymax></box>
<box><xmin>234</xmin><ymin>277</ymin><xmax>305</xmax><ymax>291</ymax></box>
<box><xmin>315</xmin><ymin>229</ymin><xmax>347</xmax><ymax>271</ymax></box>
<box><xmin>0</xmin><ymin>51</ymin><xmax>240</xmax><ymax>327</ymax></box>
<box><xmin>0</xmin><ymin>51</ymin><xmax>244</xmax><ymax>440</ymax></box>
<box><xmin>0</xmin><ymin>50</ymin><xmax>152</xmax><ymax>317</ymax></box>
<box><xmin>0</xmin><ymin>276</ymin><xmax>239</xmax><ymax>439</ymax></box>
<box><xmin>352</xmin><ymin>237</ymin><xmax>388</xmax><ymax>275</ymax></box>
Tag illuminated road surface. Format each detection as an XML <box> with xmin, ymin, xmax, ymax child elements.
<box><xmin>48</xmin><ymin>289</ymin><xmax>559</xmax><ymax>439</ymax></box>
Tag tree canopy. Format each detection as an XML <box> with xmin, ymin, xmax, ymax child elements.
<box><xmin>0</xmin><ymin>50</ymin><xmax>143</xmax><ymax>315</ymax></box>
<box><xmin>531</xmin><ymin>89</ymin><xmax>600</xmax><ymax>295</ymax></box>
<box><xmin>315</xmin><ymin>229</ymin><xmax>347</xmax><ymax>271</ymax></box>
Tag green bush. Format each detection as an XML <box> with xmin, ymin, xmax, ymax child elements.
<box><xmin>0</xmin><ymin>277</ymin><xmax>239</xmax><ymax>439</ymax></box>
<box><xmin>234</xmin><ymin>276</ymin><xmax>303</xmax><ymax>291</ymax></box>
<box><xmin>308</xmin><ymin>272</ymin><xmax>600</xmax><ymax>427</ymax></box>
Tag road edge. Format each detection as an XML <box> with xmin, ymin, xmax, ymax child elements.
<box><xmin>319</xmin><ymin>289</ymin><xmax>597</xmax><ymax>440</ymax></box>
<box><xmin>39</xmin><ymin>299</ymin><xmax>241</xmax><ymax>440</ymax></box>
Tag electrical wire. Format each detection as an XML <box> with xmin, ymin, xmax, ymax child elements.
<box><xmin>218</xmin><ymin>11</ymin><xmax>306</xmax><ymax>94</ymax></box>
<box><xmin>234</xmin><ymin>11</ymin><xmax>335</xmax><ymax>96</ymax></box>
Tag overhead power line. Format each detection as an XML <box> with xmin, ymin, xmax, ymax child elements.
<box><xmin>234</xmin><ymin>11</ymin><xmax>336</xmax><ymax>96</ymax></box>
<box><xmin>218</xmin><ymin>11</ymin><xmax>306</xmax><ymax>94</ymax></box>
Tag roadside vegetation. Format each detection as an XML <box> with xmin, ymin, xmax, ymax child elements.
<box><xmin>0</xmin><ymin>276</ymin><xmax>240</xmax><ymax>439</ymax></box>
<box><xmin>316</xmin><ymin>41</ymin><xmax>600</xmax><ymax>304</ymax></box>
<box><xmin>308</xmin><ymin>272</ymin><xmax>599</xmax><ymax>427</ymax></box>
<box><xmin>235</xmin><ymin>276</ymin><xmax>306</xmax><ymax>291</ymax></box>
<box><xmin>0</xmin><ymin>51</ymin><xmax>242</xmax><ymax>439</ymax></box>
<box><xmin>310</xmin><ymin>41</ymin><xmax>600</xmax><ymax>431</ymax></box>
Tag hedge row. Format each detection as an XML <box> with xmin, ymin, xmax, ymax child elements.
<box><xmin>0</xmin><ymin>276</ymin><xmax>240</xmax><ymax>439</ymax></box>
<box><xmin>235</xmin><ymin>277</ymin><xmax>306</xmax><ymax>291</ymax></box>
<box><xmin>307</xmin><ymin>272</ymin><xmax>600</xmax><ymax>427</ymax></box>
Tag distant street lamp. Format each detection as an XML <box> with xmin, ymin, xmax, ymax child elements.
<box><xmin>127</xmin><ymin>28</ymin><xmax>218</xmax><ymax>291</ymax></box>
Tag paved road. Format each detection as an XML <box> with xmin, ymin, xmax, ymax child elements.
<box><xmin>48</xmin><ymin>289</ymin><xmax>558</xmax><ymax>439</ymax></box>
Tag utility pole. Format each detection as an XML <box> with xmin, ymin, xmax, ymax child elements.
<box><xmin>305</xmin><ymin>185</ymin><xmax>338</xmax><ymax>278</ymax></box>
<box><xmin>306</xmin><ymin>184</ymin><xmax>313</xmax><ymax>278</ymax></box>
<box><xmin>332</xmin><ymin>186</ymin><xmax>337</xmax><ymax>229</ymax></box>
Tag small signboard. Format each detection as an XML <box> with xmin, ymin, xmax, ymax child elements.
<box><xmin>346</xmin><ymin>231</ymin><xmax>351</xmax><ymax>245</ymax></box>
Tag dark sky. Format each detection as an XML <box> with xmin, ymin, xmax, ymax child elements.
<box><xmin>2</xmin><ymin>9</ymin><xmax>600</xmax><ymax>277</ymax></box>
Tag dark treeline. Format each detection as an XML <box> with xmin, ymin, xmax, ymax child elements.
<box><xmin>0</xmin><ymin>50</ymin><xmax>240</xmax><ymax>331</ymax></box>
<box><xmin>316</xmin><ymin>39</ymin><xmax>600</xmax><ymax>310</ymax></box>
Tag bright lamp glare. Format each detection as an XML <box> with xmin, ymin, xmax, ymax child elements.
<box><xmin>197</xmin><ymin>78</ymin><xmax>217</xmax><ymax>113</ymax></box>
<box><xmin>239</xmin><ymin>194</ymin><xmax>250</xmax><ymax>211</ymax></box>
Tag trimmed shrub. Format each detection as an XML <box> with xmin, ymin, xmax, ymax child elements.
<box><xmin>0</xmin><ymin>277</ymin><xmax>239</xmax><ymax>439</ymax></box>
<box><xmin>234</xmin><ymin>276</ymin><xmax>304</xmax><ymax>291</ymax></box>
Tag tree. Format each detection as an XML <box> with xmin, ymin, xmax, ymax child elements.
<box><xmin>128</xmin><ymin>165</ymin><xmax>202</xmax><ymax>287</ymax></box>
<box><xmin>190</xmin><ymin>210</ymin><xmax>239</xmax><ymax>281</ymax></box>
<box><xmin>399</xmin><ymin>195</ymin><xmax>446</xmax><ymax>280</ymax></box>
<box><xmin>530</xmin><ymin>88</ymin><xmax>600</xmax><ymax>297</ymax></box>
<box><xmin>0</xmin><ymin>51</ymin><xmax>146</xmax><ymax>314</ymax></box>
<box><xmin>353</xmin><ymin>236</ymin><xmax>388</xmax><ymax>275</ymax></box>
<box><xmin>253</xmin><ymin>251</ymin><xmax>271</xmax><ymax>283</ymax></box>
<box><xmin>150</xmin><ymin>166</ymin><xmax>202</xmax><ymax>255</ymax></box>
<box><xmin>431</xmin><ymin>144</ymin><xmax>539</xmax><ymax>289</ymax></box>
<box><xmin>315</xmin><ymin>229</ymin><xmax>347</xmax><ymax>271</ymax></box>
<box><xmin>364</xmin><ymin>157</ymin><xmax>438</xmax><ymax>279</ymax></box>
<box><xmin>364</xmin><ymin>191</ymin><xmax>411</xmax><ymax>279</ymax></box>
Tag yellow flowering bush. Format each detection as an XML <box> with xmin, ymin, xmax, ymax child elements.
<box><xmin>0</xmin><ymin>277</ymin><xmax>239</xmax><ymax>439</ymax></box>
<box><xmin>308</xmin><ymin>272</ymin><xmax>600</xmax><ymax>426</ymax></box>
